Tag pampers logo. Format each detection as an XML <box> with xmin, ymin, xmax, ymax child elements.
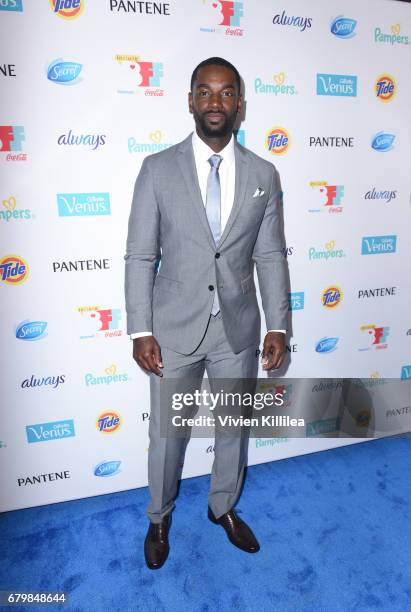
<box><xmin>49</xmin><ymin>0</ymin><xmax>84</xmax><ymax>19</ymax></box>
<box><xmin>309</xmin><ymin>240</ymin><xmax>345</xmax><ymax>261</ymax></box>
<box><xmin>47</xmin><ymin>59</ymin><xmax>83</xmax><ymax>85</ymax></box>
<box><xmin>375</xmin><ymin>75</ymin><xmax>396</xmax><ymax>102</ymax></box>
<box><xmin>288</xmin><ymin>292</ymin><xmax>304</xmax><ymax>311</ymax></box>
<box><xmin>85</xmin><ymin>364</ymin><xmax>129</xmax><ymax>386</ymax></box>
<box><xmin>272</xmin><ymin>10</ymin><xmax>312</xmax><ymax>32</ymax></box>
<box><xmin>16</xmin><ymin>320</ymin><xmax>47</xmax><ymax>341</ymax></box>
<box><xmin>361</xmin><ymin>235</ymin><xmax>397</xmax><ymax>255</ymax></box>
<box><xmin>57</xmin><ymin>130</ymin><xmax>106</xmax><ymax>150</ymax></box>
<box><xmin>57</xmin><ymin>193</ymin><xmax>111</xmax><ymax>217</ymax></box>
<box><xmin>364</xmin><ymin>188</ymin><xmax>397</xmax><ymax>204</ymax></box>
<box><xmin>359</xmin><ymin>324</ymin><xmax>389</xmax><ymax>350</ymax></box>
<box><xmin>94</xmin><ymin>460</ymin><xmax>122</xmax><ymax>477</ymax></box>
<box><xmin>128</xmin><ymin>130</ymin><xmax>173</xmax><ymax>154</ymax></box>
<box><xmin>115</xmin><ymin>54</ymin><xmax>164</xmax><ymax>96</ymax></box>
<box><xmin>97</xmin><ymin>411</ymin><xmax>121</xmax><ymax>433</ymax></box>
<box><xmin>371</xmin><ymin>131</ymin><xmax>395</xmax><ymax>152</ymax></box>
<box><xmin>1</xmin><ymin>196</ymin><xmax>32</xmax><ymax>222</ymax></box>
<box><xmin>255</xmin><ymin>72</ymin><xmax>297</xmax><ymax>96</ymax></box>
<box><xmin>321</xmin><ymin>286</ymin><xmax>342</xmax><ymax>309</ymax></box>
<box><xmin>309</xmin><ymin>181</ymin><xmax>344</xmax><ymax>214</ymax></box>
<box><xmin>315</xmin><ymin>337</ymin><xmax>339</xmax><ymax>353</ymax></box>
<box><xmin>266</xmin><ymin>127</ymin><xmax>290</xmax><ymax>155</ymax></box>
<box><xmin>26</xmin><ymin>419</ymin><xmax>75</xmax><ymax>443</ymax></box>
<box><xmin>330</xmin><ymin>16</ymin><xmax>357</xmax><ymax>39</ymax></box>
<box><xmin>21</xmin><ymin>374</ymin><xmax>66</xmax><ymax>390</ymax></box>
<box><xmin>0</xmin><ymin>254</ymin><xmax>29</xmax><ymax>285</ymax></box>
<box><xmin>375</xmin><ymin>24</ymin><xmax>410</xmax><ymax>46</ymax></box>
<box><xmin>316</xmin><ymin>73</ymin><xmax>357</xmax><ymax>97</ymax></box>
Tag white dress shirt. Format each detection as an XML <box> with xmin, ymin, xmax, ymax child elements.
<box><xmin>130</xmin><ymin>132</ymin><xmax>285</xmax><ymax>339</ymax></box>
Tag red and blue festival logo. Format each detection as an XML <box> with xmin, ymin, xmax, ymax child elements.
<box><xmin>115</xmin><ymin>54</ymin><xmax>164</xmax><ymax>96</ymax></box>
<box><xmin>375</xmin><ymin>74</ymin><xmax>396</xmax><ymax>102</ymax></box>
<box><xmin>49</xmin><ymin>0</ymin><xmax>84</xmax><ymax>19</ymax></box>
<box><xmin>77</xmin><ymin>306</ymin><xmax>122</xmax><ymax>339</ymax></box>
<box><xmin>321</xmin><ymin>286</ymin><xmax>342</xmax><ymax>309</ymax></box>
<box><xmin>0</xmin><ymin>125</ymin><xmax>26</xmax><ymax>161</ymax></box>
<box><xmin>309</xmin><ymin>181</ymin><xmax>344</xmax><ymax>213</ymax></box>
<box><xmin>200</xmin><ymin>0</ymin><xmax>244</xmax><ymax>36</ymax></box>
<box><xmin>266</xmin><ymin>127</ymin><xmax>290</xmax><ymax>155</ymax></box>
<box><xmin>0</xmin><ymin>254</ymin><xmax>29</xmax><ymax>285</ymax></box>
<box><xmin>359</xmin><ymin>324</ymin><xmax>390</xmax><ymax>350</ymax></box>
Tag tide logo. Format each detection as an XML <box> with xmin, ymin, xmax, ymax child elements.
<box><xmin>0</xmin><ymin>126</ymin><xmax>25</xmax><ymax>151</ymax></box>
<box><xmin>321</xmin><ymin>286</ymin><xmax>342</xmax><ymax>308</ymax></box>
<box><xmin>0</xmin><ymin>254</ymin><xmax>29</xmax><ymax>285</ymax></box>
<box><xmin>375</xmin><ymin>74</ymin><xmax>396</xmax><ymax>102</ymax></box>
<box><xmin>215</xmin><ymin>1</ymin><xmax>244</xmax><ymax>26</ymax></box>
<box><xmin>266</xmin><ymin>127</ymin><xmax>290</xmax><ymax>155</ymax></box>
<box><xmin>360</xmin><ymin>324</ymin><xmax>390</xmax><ymax>350</ymax></box>
<box><xmin>49</xmin><ymin>0</ymin><xmax>84</xmax><ymax>19</ymax></box>
<box><xmin>97</xmin><ymin>411</ymin><xmax>121</xmax><ymax>433</ymax></box>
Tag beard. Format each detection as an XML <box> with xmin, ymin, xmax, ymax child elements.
<box><xmin>193</xmin><ymin>108</ymin><xmax>238</xmax><ymax>139</ymax></box>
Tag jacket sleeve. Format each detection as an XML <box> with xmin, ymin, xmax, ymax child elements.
<box><xmin>124</xmin><ymin>158</ymin><xmax>160</xmax><ymax>335</ymax></box>
<box><xmin>252</xmin><ymin>165</ymin><xmax>290</xmax><ymax>331</ymax></box>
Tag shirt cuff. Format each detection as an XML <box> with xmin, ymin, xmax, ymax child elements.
<box><xmin>267</xmin><ymin>329</ymin><xmax>286</xmax><ymax>334</ymax></box>
<box><xmin>130</xmin><ymin>332</ymin><xmax>152</xmax><ymax>340</ymax></box>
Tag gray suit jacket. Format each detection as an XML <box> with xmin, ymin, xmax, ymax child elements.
<box><xmin>124</xmin><ymin>133</ymin><xmax>289</xmax><ymax>355</ymax></box>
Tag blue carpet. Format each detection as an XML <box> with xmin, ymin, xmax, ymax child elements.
<box><xmin>1</xmin><ymin>438</ymin><xmax>411</xmax><ymax>612</ymax></box>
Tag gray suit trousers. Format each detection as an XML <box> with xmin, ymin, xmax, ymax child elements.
<box><xmin>147</xmin><ymin>312</ymin><xmax>259</xmax><ymax>523</ymax></box>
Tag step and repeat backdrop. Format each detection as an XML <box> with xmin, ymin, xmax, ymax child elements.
<box><xmin>1</xmin><ymin>0</ymin><xmax>410</xmax><ymax>512</ymax></box>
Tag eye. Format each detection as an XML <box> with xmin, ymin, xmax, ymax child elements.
<box><xmin>198</xmin><ymin>90</ymin><xmax>210</xmax><ymax>97</ymax></box>
<box><xmin>223</xmin><ymin>91</ymin><xmax>234</xmax><ymax>97</ymax></box>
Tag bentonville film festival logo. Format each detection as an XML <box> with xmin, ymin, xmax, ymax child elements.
<box><xmin>77</xmin><ymin>306</ymin><xmax>123</xmax><ymax>339</ymax></box>
<box><xmin>200</xmin><ymin>0</ymin><xmax>244</xmax><ymax>36</ymax></box>
<box><xmin>309</xmin><ymin>181</ymin><xmax>344</xmax><ymax>213</ymax></box>
<box><xmin>115</xmin><ymin>54</ymin><xmax>164</xmax><ymax>96</ymax></box>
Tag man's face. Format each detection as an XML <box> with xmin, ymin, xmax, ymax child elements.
<box><xmin>189</xmin><ymin>64</ymin><xmax>242</xmax><ymax>139</ymax></box>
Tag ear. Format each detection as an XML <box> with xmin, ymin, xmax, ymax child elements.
<box><xmin>237</xmin><ymin>93</ymin><xmax>243</xmax><ymax>112</ymax></box>
<box><xmin>188</xmin><ymin>91</ymin><xmax>193</xmax><ymax>114</ymax></box>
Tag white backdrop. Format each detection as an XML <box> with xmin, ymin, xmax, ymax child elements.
<box><xmin>1</xmin><ymin>0</ymin><xmax>410</xmax><ymax>512</ymax></box>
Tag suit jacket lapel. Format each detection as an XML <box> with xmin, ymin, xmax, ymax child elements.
<box><xmin>218</xmin><ymin>140</ymin><xmax>249</xmax><ymax>248</ymax></box>
<box><xmin>177</xmin><ymin>135</ymin><xmax>216</xmax><ymax>249</ymax></box>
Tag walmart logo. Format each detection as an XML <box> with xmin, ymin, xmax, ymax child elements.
<box><xmin>316</xmin><ymin>73</ymin><xmax>357</xmax><ymax>97</ymax></box>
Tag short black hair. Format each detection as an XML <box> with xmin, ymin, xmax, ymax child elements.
<box><xmin>190</xmin><ymin>57</ymin><xmax>241</xmax><ymax>93</ymax></box>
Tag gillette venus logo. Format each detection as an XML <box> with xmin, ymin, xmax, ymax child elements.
<box><xmin>57</xmin><ymin>130</ymin><xmax>106</xmax><ymax>150</ymax></box>
<box><xmin>316</xmin><ymin>74</ymin><xmax>357</xmax><ymax>97</ymax></box>
<box><xmin>57</xmin><ymin>193</ymin><xmax>111</xmax><ymax>217</ymax></box>
<box><xmin>288</xmin><ymin>292</ymin><xmax>304</xmax><ymax>311</ymax></box>
<box><xmin>26</xmin><ymin>419</ymin><xmax>75</xmax><ymax>443</ymax></box>
<box><xmin>361</xmin><ymin>235</ymin><xmax>397</xmax><ymax>255</ymax></box>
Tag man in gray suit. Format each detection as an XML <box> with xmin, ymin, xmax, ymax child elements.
<box><xmin>124</xmin><ymin>57</ymin><xmax>289</xmax><ymax>569</ymax></box>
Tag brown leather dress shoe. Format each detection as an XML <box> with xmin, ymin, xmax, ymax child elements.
<box><xmin>144</xmin><ymin>514</ymin><xmax>171</xmax><ymax>569</ymax></box>
<box><xmin>208</xmin><ymin>507</ymin><xmax>260</xmax><ymax>553</ymax></box>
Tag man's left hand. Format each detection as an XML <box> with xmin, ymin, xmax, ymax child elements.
<box><xmin>261</xmin><ymin>331</ymin><xmax>286</xmax><ymax>371</ymax></box>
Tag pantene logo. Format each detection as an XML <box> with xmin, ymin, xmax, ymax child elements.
<box><xmin>50</xmin><ymin>0</ymin><xmax>84</xmax><ymax>19</ymax></box>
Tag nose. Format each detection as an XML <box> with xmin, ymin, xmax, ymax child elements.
<box><xmin>208</xmin><ymin>92</ymin><xmax>223</xmax><ymax>108</ymax></box>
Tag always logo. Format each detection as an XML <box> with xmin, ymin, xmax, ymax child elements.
<box><xmin>57</xmin><ymin>130</ymin><xmax>106</xmax><ymax>150</ymax></box>
<box><xmin>272</xmin><ymin>10</ymin><xmax>312</xmax><ymax>32</ymax></box>
<box><xmin>16</xmin><ymin>320</ymin><xmax>47</xmax><ymax>340</ymax></box>
<box><xmin>21</xmin><ymin>374</ymin><xmax>66</xmax><ymax>390</ymax></box>
<box><xmin>115</xmin><ymin>54</ymin><xmax>164</xmax><ymax>96</ymax></box>
<box><xmin>364</xmin><ymin>188</ymin><xmax>397</xmax><ymax>204</ymax></box>
<box><xmin>47</xmin><ymin>58</ymin><xmax>83</xmax><ymax>85</ymax></box>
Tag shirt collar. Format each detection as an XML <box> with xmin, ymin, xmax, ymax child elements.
<box><xmin>192</xmin><ymin>131</ymin><xmax>235</xmax><ymax>166</ymax></box>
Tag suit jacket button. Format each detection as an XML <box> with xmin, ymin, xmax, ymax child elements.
<box><xmin>208</xmin><ymin>285</ymin><xmax>214</xmax><ymax>291</ymax></box>
<box><xmin>215</xmin><ymin>252</ymin><xmax>220</xmax><ymax>259</ymax></box>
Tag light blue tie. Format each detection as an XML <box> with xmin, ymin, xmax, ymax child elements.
<box><xmin>206</xmin><ymin>154</ymin><xmax>222</xmax><ymax>315</ymax></box>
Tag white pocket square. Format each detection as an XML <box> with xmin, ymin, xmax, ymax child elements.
<box><xmin>253</xmin><ymin>187</ymin><xmax>265</xmax><ymax>198</ymax></box>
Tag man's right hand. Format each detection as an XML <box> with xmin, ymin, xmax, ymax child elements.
<box><xmin>133</xmin><ymin>336</ymin><xmax>164</xmax><ymax>376</ymax></box>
